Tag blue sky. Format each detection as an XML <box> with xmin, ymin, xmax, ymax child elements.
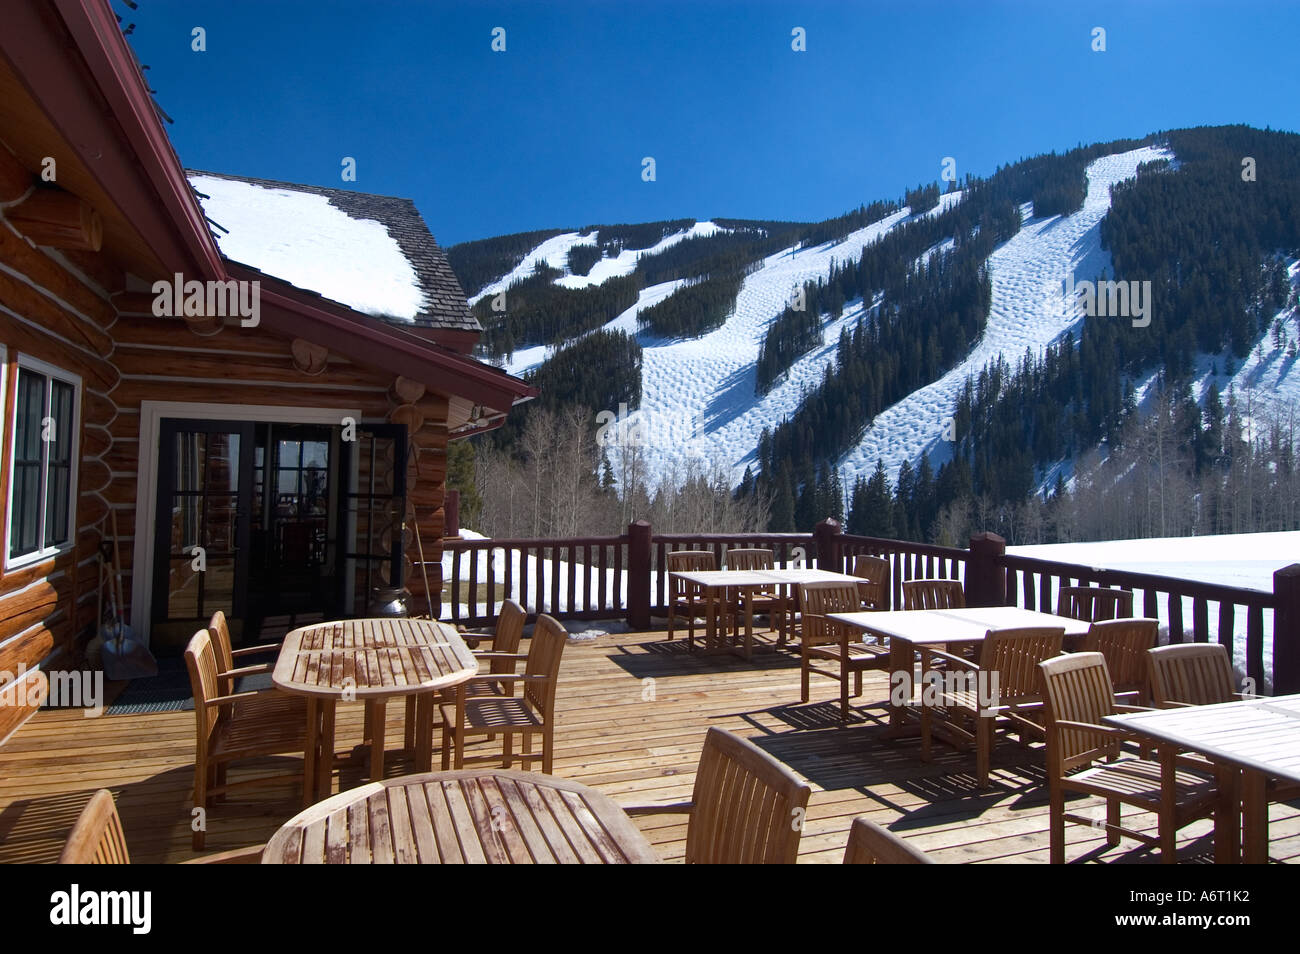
<box><xmin>127</xmin><ymin>0</ymin><xmax>1300</xmax><ymax>247</ymax></box>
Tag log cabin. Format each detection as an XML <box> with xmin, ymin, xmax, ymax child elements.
<box><xmin>0</xmin><ymin>1</ymin><xmax>535</xmax><ymax>682</ymax></box>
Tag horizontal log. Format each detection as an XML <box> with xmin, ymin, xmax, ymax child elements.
<box><xmin>58</xmin><ymin>248</ymin><xmax>126</xmax><ymax>298</ymax></box>
<box><xmin>0</xmin><ymin>576</ymin><xmax>68</xmax><ymax>626</ymax></box>
<box><xmin>78</xmin><ymin>458</ymin><xmax>112</xmax><ymax>495</ymax></box>
<box><xmin>0</xmin><ymin>621</ymin><xmax>56</xmax><ymax>675</ymax></box>
<box><xmin>108</xmin><ymin>378</ymin><xmax>391</xmax><ymax>417</ymax></box>
<box><xmin>0</xmin><ymin>221</ymin><xmax>116</xmax><ymax>326</ymax></box>
<box><xmin>101</xmin><ymin>476</ymin><xmax>139</xmax><ymax>506</ymax></box>
<box><xmin>81</xmin><ymin>425</ymin><xmax>111</xmax><ymax>458</ymax></box>
<box><xmin>0</xmin><ymin>555</ymin><xmax>61</xmax><ymax>597</ymax></box>
<box><xmin>7</xmin><ymin>188</ymin><xmax>103</xmax><ymax>251</ymax></box>
<box><xmin>77</xmin><ymin>494</ymin><xmax>110</xmax><ymax>530</ymax></box>
<box><xmin>102</xmin><ymin>442</ymin><xmax>139</xmax><ymax>475</ymax></box>
<box><xmin>0</xmin><ymin>142</ymin><xmax>31</xmax><ymax>204</ymax></box>
<box><xmin>0</xmin><ymin>298</ymin><xmax>117</xmax><ymax>390</ymax></box>
<box><xmin>82</xmin><ymin>390</ymin><xmax>118</xmax><ymax>428</ymax></box>
<box><xmin>111</xmin><ymin>315</ymin><xmax>293</xmax><ymax>355</ymax></box>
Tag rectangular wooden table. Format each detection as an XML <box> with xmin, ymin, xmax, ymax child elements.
<box><xmin>830</xmin><ymin>606</ymin><xmax>1092</xmax><ymax>728</ymax></box>
<box><xmin>273</xmin><ymin>618</ymin><xmax>479</xmax><ymax>805</ymax></box>
<box><xmin>263</xmin><ymin>769</ymin><xmax>662</xmax><ymax>864</ymax></box>
<box><xmin>1105</xmin><ymin>694</ymin><xmax>1300</xmax><ymax>863</ymax></box>
<box><xmin>671</xmin><ymin>567</ymin><xmax>866</xmax><ymax>658</ymax></box>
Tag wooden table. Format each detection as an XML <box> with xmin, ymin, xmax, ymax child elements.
<box><xmin>1105</xmin><ymin>694</ymin><xmax>1300</xmax><ymax>863</ymax></box>
<box><xmin>830</xmin><ymin>606</ymin><xmax>1091</xmax><ymax>728</ymax></box>
<box><xmin>262</xmin><ymin>769</ymin><xmax>662</xmax><ymax>864</ymax></box>
<box><xmin>670</xmin><ymin>567</ymin><xmax>866</xmax><ymax>658</ymax></box>
<box><xmin>273</xmin><ymin>618</ymin><xmax>479</xmax><ymax>806</ymax></box>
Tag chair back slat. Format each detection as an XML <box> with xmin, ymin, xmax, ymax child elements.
<box><xmin>1148</xmin><ymin>643</ymin><xmax>1236</xmax><ymax>706</ymax></box>
<box><xmin>686</xmin><ymin>727</ymin><xmax>811</xmax><ymax>864</ymax></box>
<box><xmin>726</xmin><ymin>548</ymin><xmax>774</xmax><ymax>571</ymax></box>
<box><xmin>1057</xmin><ymin>586</ymin><xmax>1134</xmax><ymax>622</ymax></box>
<box><xmin>667</xmin><ymin>550</ymin><xmax>716</xmax><ymax>599</ymax></box>
<box><xmin>979</xmin><ymin>626</ymin><xmax>1065</xmax><ymax>699</ymax></box>
<box><xmin>901</xmin><ymin>578</ymin><xmax>964</xmax><ymax>610</ymax></box>
<box><xmin>490</xmin><ymin>600</ymin><xmax>527</xmax><ymax>676</ymax></box>
<box><xmin>185</xmin><ymin>630</ymin><xmax>224</xmax><ymax>744</ymax></box>
<box><xmin>1039</xmin><ymin>652</ymin><xmax>1120</xmax><ymax>771</ymax></box>
<box><xmin>523</xmin><ymin>614</ymin><xmax>567</xmax><ymax>716</ymax></box>
<box><xmin>59</xmin><ymin>789</ymin><xmax>130</xmax><ymax>864</ymax></box>
<box><xmin>209</xmin><ymin>610</ymin><xmax>236</xmax><ymax>674</ymax></box>
<box><xmin>851</xmin><ymin>556</ymin><xmax>891</xmax><ymax>610</ymax></box>
<box><xmin>1081</xmin><ymin>618</ymin><xmax>1158</xmax><ymax>691</ymax></box>
<box><xmin>843</xmin><ymin>817</ymin><xmax>933</xmax><ymax>864</ymax></box>
<box><xmin>798</xmin><ymin>582</ymin><xmax>860</xmax><ymax>649</ymax></box>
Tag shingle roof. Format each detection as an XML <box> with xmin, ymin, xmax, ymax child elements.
<box><xmin>185</xmin><ymin>169</ymin><xmax>479</xmax><ymax>332</ymax></box>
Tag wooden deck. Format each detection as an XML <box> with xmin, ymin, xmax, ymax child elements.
<box><xmin>2</xmin><ymin>626</ymin><xmax>1298</xmax><ymax>864</ymax></box>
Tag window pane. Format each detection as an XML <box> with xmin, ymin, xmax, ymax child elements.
<box><xmin>9</xmin><ymin>370</ymin><xmax>47</xmax><ymax>558</ymax></box>
<box><xmin>43</xmin><ymin>381</ymin><xmax>75</xmax><ymax>547</ymax></box>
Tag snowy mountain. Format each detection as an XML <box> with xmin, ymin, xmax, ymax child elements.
<box><xmin>447</xmin><ymin>126</ymin><xmax>1300</xmax><ymax>531</ymax></box>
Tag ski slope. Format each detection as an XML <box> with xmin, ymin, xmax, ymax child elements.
<box><xmin>614</xmin><ymin>193</ymin><xmax>965</xmax><ymax>485</ymax></box>
<box><xmin>467</xmin><ymin>220</ymin><xmax>722</xmax><ymax>306</ymax></box>
<box><xmin>838</xmin><ymin>145</ymin><xmax>1173</xmax><ymax>488</ymax></box>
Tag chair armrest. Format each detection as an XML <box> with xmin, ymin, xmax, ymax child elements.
<box><xmin>472</xmin><ymin>652</ymin><xmax>528</xmax><ymax>662</ymax></box>
<box><xmin>922</xmin><ymin>648</ymin><xmax>979</xmax><ymax>671</ymax></box>
<box><xmin>221</xmin><ymin>663</ymin><xmax>273</xmax><ymax>679</ymax></box>
<box><xmin>1053</xmin><ymin>719</ymin><xmax>1129</xmax><ymax>739</ymax></box>
<box><xmin>231</xmin><ymin>643</ymin><xmax>281</xmax><ymax>659</ymax></box>
<box><xmin>622</xmin><ymin>800</ymin><xmax>694</xmax><ymax>818</ymax></box>
<box><xmin>182</xmin><ymin>845</ymin><xmax>265</xmax><ymax>864</ymax></box>
<box><xmin>1155</xmin><ymin>700</ymin><xmax>1197</xmax><ymax>708</ymax></box>
<box><xmin>206</xmin><ymin>690</ymin><xmax>271</xmax><ymax>706</ymax></box>
<box><xmin>1113</xmin><ymin>703</ymin><xmax>1156</xmax><ymax>713</ymax></box>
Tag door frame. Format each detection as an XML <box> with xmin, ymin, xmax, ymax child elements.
<box><xmin>132</xmin><ymin>401</ymin><xmax>361</xmax><ymax>646</ymax></box>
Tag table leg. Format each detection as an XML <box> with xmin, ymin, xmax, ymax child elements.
<box><xmin>368</xmin><ymin>698</ymin><xmax>387</xmax><ymax>781</ymax></box>
<box><xmin>316</xmin><ymin>698</ymin><xmax>336</xmax><ymax>801</ymax></box>
<box><xmin>414</xmin><ymin>693</ymin><xmax>434</xmax><ymax>772</ymax></box>
<box><xmin>705</xmin><ymin>588</ymin><xmax>717</xmax><ymax>652</ymax></box>
<box><xmin>1213</xmin><ymin>765</ymin><xmax>1241</xmax><ymax>864</ymax></box>
<box><xmin>303</xmin><ymin>696</ymin><xmax>320</xmax><ymax>808</ymax></box>
<box><xmin>1242</xmin><ymin>769</ymin><xmax>1269</xmax><ymax>864</ymax></box>
<box><xmin>744</xmin><ymin>589</ymin><xmax>754</xmax><ymax>659</ymax></box>
<box><xmin>888</xmin><ymin>638</ymin><xmax>912</xmax><ymax>728</ymax></box>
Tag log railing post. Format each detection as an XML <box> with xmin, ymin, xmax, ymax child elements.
<box><xmin>627</xmin><ymin>520</ymin><xmax>652</xmax><ymax>631</ymax></box>
<box><xmin>966</xmin><ymin>531</ymin><xmax>1007</xmax><ymax>607</ymax></box>
<box><xmin>813</xmin><ymin>518</ymin><xmax>843</xmax><ymax>572</ymax></box>
<box><xmin>1272</xmin><ymin>564</ymin><xmax>1300</xmax><ymax>694</ymax></box>
<box><xmin>444</xmin><ymin>489</ymin><xmax>460</xmax><ymax>539</ymax></box>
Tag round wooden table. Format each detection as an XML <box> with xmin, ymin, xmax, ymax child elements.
<box><xmin>263</xmin><ymin>769</ymin><xmax>662</xmax><ymax>864</ymax></box>
<box><xmin>272</xmin><ymin>618</ymin><xmax>479</xmax><ymax>805</ymax></box>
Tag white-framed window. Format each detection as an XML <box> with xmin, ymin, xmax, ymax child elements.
<box><xmin>5</xmin><ymin>354</ymin><xmax>81</xmax><ymax>569</ymax></box>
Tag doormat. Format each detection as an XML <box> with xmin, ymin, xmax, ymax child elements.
<box><xmin>104</xmin><ymin>656</ymin><xmax>194</xmax><ymax>714</ymax></box>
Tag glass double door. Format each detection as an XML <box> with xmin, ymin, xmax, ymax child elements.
<box><xmin>151</xmin><ymin>418</ymin><xmax>408</xmax><ymax>647</ymax></box>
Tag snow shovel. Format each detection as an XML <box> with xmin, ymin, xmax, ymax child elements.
<box><xmin>101</xmin><ymin>511</ymin><xmax>157</xmax><ymax>681</ymax></box>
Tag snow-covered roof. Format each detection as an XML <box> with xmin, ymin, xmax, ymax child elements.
<box><xmin>186</xmin><ymin>171</ymin><xmax>478</xmax><ymax>331</ymax></box>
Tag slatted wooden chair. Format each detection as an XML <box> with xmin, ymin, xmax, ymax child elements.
<box><xmin>666</xmin><ymin>549</ymin><xmax>727</xmax><ymax>648</ymax></box>
<box><xmin>208</xmin><ymin>610</ymin><xmax>306</xmax><ymax>721</ymax></box>
<box><xmin>842</xmin><ymin>816</ymin><xmax>934</xmax><ymax>864</ymax></box>
<box><xmin>1038</xmin><ymin>652</ymin><xmax>1221</xmax><ymax>863</ymax></box>
<box><xmin>1147</xmin><ymin>643</ymin><xmax>1240</xmax><ymax>707</ymax></box>
<box><xmin>920</xmin><ymin>626</ymin><xmax>1066</xmax><ymax>788</ymax></box>
<box><xmin>901</xmin><ymin>578</ymin><xmax>965</xmax><ymax>610</ymax></box>
<box><xmin>851</xmin><ymin>555</ymin><xmax>891</xmax><ymax>611</ymax></box>
<box><xmin>440</xmin><ymin>613</ymin><xmax>567</xmax><ymax>774</ymax></box>
<box><xmin>1081</xmin><ymin>618</ymin><xmax>1159</xmax><ymax>705</ymax></box>
<box><xmin>60</xmin><ymin>789</ymin><xmax>263</xmax><ymax>864</ymax></box>
<box><xmin>0</xmin><ymin>667</ymin><xmax>48</xmax><ymax>748</ymax></box>
<box><xmin>725</xmin><ymin>547</ymin><xmax>787</xmax><ymax>643</ymax></box>
<box><xmin>1147</xmin><ymin>642</ymin><xmax>1300</xmax><ymax>817</ymax></box>
<box><xmin>625</xmin><ymin>727</ymin><xmax>811</xmax><ymax>863</ymax></box>
<box><xmin>184</xmin><ymin>629</ymin><xmax>310</xmax><ymax>850</ymax></box>
<box><xmin>1057</xmin><ymin>585</ymin><xmax>1135</xmax><ymax>622</ymax></box>
<box><xmin>799</xmin><ymin>581</ymin><xmax>890</xmax><ymax>720</ymax></box>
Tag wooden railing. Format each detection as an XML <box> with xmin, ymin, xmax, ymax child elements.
<box><xmin>439</xmin><ymin>519</ymin><xmax>1300</xmax><ymax>694</ymax></box>
<box><xmin>439</xmin><ymin>534</ymin><xmax>627</xmax><ymax>626</ymax></box>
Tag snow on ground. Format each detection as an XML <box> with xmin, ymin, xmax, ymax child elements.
<box><xmin>446</xmin><ymin>528</ymin><xmax>1293</xmax><ymax>687</ymax></box>
<box><xmin>188</xmin><ymin>174</ymin><xmax>425</xmax><ymax>320</ymax></box>
<box><xmin>614</xmin><ymin>192</ymin><xmax>965</xmax><ymax>485</ymax></box>
<box><xmin>467</xmin><ymin>221</ymin><xmax>724</xmax><ymax>306</ymax></box>
<box><xmin>838</xmin><ymin>146</ymin><xmax>1173</xmax><ymax>488</ymax></box>
<box><xmin>1012</xmin><ymin>530</ymin><xmax>1297</xmax><ymax>687</ymax></box>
